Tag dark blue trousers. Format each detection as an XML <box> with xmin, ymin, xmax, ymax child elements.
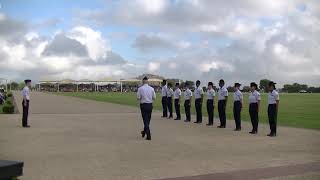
<box><xmin>140</xmin><ymin>103</ymin><xmax>153</xmax><ymax>138</ymax></box>
<box><xmin>162</xmin><ymin>96</ymin><xmax>168</xmax><ymax>117</ymax></box>
<box><xmin>184</xmin><ymin>100</ymin><xmax>191</xmax><ymax>121</ymax></box>
<box><xmin>195</xmin><ymin>98</ymin><xmax>202</xmax><ymax>123</ymax></box>
<box><xmin>22</xmin><ymin>100</ymin><xmax>29</xmax><ymax>127</ymax></box>
<box><xmin>218</xmin><ymin>100</ymin><xmax>226</xmax><ymax>126</ymax></box>
<box><xmin>249</xmin><ymin>103</ymin><xmax>259</xmax><ymax>132</ymax></box>
<box><xmin>233</xmin><ymin>101</ymin><xmax>242</xmax><ymax>129</ymax></box>
<box><xmin>207</xmin><ymin>99</ymin><xmax>214</xmax><ymax>124</ymax></box>
<box><xmin>268</xmin><ymin>104</ymin><xmax>277</xmax><ymax>134</ymax></box>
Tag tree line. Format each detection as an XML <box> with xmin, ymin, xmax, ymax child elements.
<box><xmin>3</xmin><ymin>79</ymin><xmax>320</xmax><ymax>93</ymax></box>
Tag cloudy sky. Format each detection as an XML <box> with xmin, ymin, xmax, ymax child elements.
<box><xmin>0</xmin><ymin>0</ymin><xmax>319</xmax><ymax>86</ymax></box>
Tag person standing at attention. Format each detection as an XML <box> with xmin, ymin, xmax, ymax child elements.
<box><xmin>22</xmin><ymin>79</ymin><xmax>32</xmax><ymax>128</ymax></box>
<box><xmin>217</xmin><ymin>79</ymin><xmax>228</xmax><ymax>128</ymax></box>
<box><xmin>161</xmin><ymin>80</ymin><xmax>168</xmax><ymax>118</ymax></box>
<box><xmin>233</xmin><ymin>83</ymin><xmax>243</xmax><ymax>131</ymax></box>
<box><xmin>137</xmin><ymin>76</ymin><xmax>156</xmax><ymax>141</ymax></box>
<box><xmin>167</xmin><ymin>83</ymin><xmax>174</xmax><ymax>119</ymax></box>
<box><xmin>184</xmin><ymin>82</ymin><xmax>192</xmax><ymax>122</ymax></box>
<box><xmin>173</xmin><ymin>82</ymin><xmax>182</xmax><ymax>120</ymax></box>
<box><xmin>248</xmin><ymin>82</ymin><xmax>261</xmax><ymax>134</ymax></box>
<box><xmin>267</xmin><ymin>81</ymin><xmax>280</xmax><ymax>137</ymax></box>
<box><xmin>194</xmin><ymin>80</ymin><xmax>204</xmax><ymax>124</ymax></box>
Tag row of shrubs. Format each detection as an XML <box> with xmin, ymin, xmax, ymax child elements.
<box><xmin>2</xmin><ymin>92</ymin><xmax>15</xmax><ymax>114</ymax></box>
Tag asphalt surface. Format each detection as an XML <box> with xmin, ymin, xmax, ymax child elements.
<box><xmin>0</xmin><ymin>91</ymin><xmax>319</xmax><ymax>180</ymax></box>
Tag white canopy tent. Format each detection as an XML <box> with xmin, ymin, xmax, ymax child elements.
<box><xmin>38</xmin><ymin>77</ymin><xmax>163</xmax><ymax>92</ymax></box>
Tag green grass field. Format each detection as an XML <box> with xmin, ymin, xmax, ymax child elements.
<box><xmin>55</xmin><ymin>92</ymin><xmax>320</xmax><ymax>130</ymax></box>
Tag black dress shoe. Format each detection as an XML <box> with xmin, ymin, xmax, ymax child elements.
<box><xmin>267</xmin><ymin>133</ymin><xmax>276</xmax><ymax>137</ymax></box>
<box><xmin>23</xmin><ymin>125</ymin><xmax>31</xmax><ymax>128</ymax></box>
<box><xmin>217</xmin><ymin>125</ymin><xmax>226</xmax><ymax>128</ymax></box>
<box><xmin>234</xmin><ymin>128</ymin><xmax>241</xmax><ymax>131</ymax></box>
<box><xmin>141</xmin><ymin>131</ymin><xmax>145</xmax><ymax>138</ymax></box>
<box><xmin>184</xmin><ymin>120</ymin><xmax>190</xmax><ymax>122</ymax></box>
<box><xmin>174</xmin><ymin>118</ymin><xmax>181</xmax><ymax>120</ymax></box>
<box><xmin>168</xmin><ymin>116</ymin><xmax>173</xmax><ymax>119</ymax></box>
<box><xmin>146</xmin><ymin>137</ymin><xmax>151</xmax><ymax>140</ymax></box>
<box><xmin>206</xmin><ymin>123</ymin><xmax>213</xmax><ymax>126</ymax></box>
<box><xmin>249</xmin><ymin>131</ymin><xmax>257</xmax><ymax>134</ymax></box>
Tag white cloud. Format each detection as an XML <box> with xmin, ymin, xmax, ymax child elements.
<box><xmin>67</xmin><ymin>26</ymin><xmax>110</xmax><ymax>61</ymax></box>
<box><xmin>168</xmin><ymin>62</ymin><xmax>177</xmax><ymax>69</ymax></box>
<box><xmin>136</xmin><ymin>0</ymin><xmax>168</xmax><ymax>14</ymax></box>
<box><xmin>199</xmin><ymin>61</ymin><xmax>235</xmax><ymax>73</ymax></box>
<box><xmin>1</xmin><ymin>0</ymin><xmax>320</xmax><ymax>86</ymax></box>
<box><xmin>148</xmin><ymin>62</ymin><xmax>160</xmax><ymax>72</ymax></box>
<box><xmin>0</xmin><ymin>16</ymin><xmax>132</xmax><ymax>81</ymax></box>
<box><xmin>132</xmin><ymin>33</ymin><xmax>191</xmax><ymax>52</ymax></box>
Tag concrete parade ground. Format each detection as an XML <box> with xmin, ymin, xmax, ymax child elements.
<box><xmin>0</xmin><ymin>92</ymin><xmax>319</xmax><ymax>180</ymax></box>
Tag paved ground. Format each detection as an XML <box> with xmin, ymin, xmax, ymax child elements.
<box><xmin>0</xmin><ymin>92</ymin><xmax>319</xmax><ymax>180</ymax></box>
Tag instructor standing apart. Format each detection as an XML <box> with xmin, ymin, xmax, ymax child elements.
<box><xmin>137</xmin><ymin>76</ymin><xmax>156</xmax><ymax>141</ymax></box>
<box><xmin>22</xmin><ymin>79</ymin><xmax>32</xmax><ymax>128</ymax></box>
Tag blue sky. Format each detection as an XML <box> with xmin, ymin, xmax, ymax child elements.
<box><xmin>0</xmin><ymin>0</ymin><xmax>319</xmax><ymax>86</ymax></box>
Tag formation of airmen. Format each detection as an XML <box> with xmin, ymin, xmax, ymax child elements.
<box><xmin>138</xmin><ymin>77</ymin><xmax>280</xmax><ymax>141</ymax></box>
<box><xmin>22</xmin><ymin>77</ymin><xmax>279</xmax><ymax>141</ymax></box>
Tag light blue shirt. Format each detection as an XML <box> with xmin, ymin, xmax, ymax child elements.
<box><xmin>184</xmin><ymin>88</ymin><xmax>192</xmax><ymax>100</ymax></box>
<box><xmin>137</xmin><ymin>84</ymin><xmax>156</xmax><ymax>104</ymax></box>
<box><xmin>207</xmin><ymin>88</ymin><xmax>215</xmax><ymax>100</ymax></box>
<box><xmin>22</xmin><ymin>86</ymin><xmax>30</xmax><ymax>100</ymax></box>
<box><xmin>249</xmin><ymin>90</ymin><xmax>261</xmax><ymax>104</ymax></box>
<box><xmin>268</xmin><ymin>90</ymin><xmax>279</xmax><ymax>104</ymax></box>
<box><xmin>233</xmin><ymin>89</ymin><xmax>243</xmax><ymax>102</ymax></box>
<box><xmin>174</xmin><ymin>88</ymin><xmax>182</xmax><ymax>99</ymax></box>
<box><xmin>218</xmin><ymin>86</ymin><xmax>228</xmax><ymax>100</ymax></box>
<box><xmin>167</xmin><ymin>88</ymin><xmax>174</xmax><ymax>97</ymax></box>
<box><xmin>194</xmin><ymin>86</ymin><xmax>204</xmax><ymax>99</ymax></box>
<box><xmin>161</xmin><ymin>85</ymin><xmax>168</xmax><ymax>97</ymax></box>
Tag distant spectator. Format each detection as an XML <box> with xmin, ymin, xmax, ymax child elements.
<box><xmin>0</xmin><ymin>91</ymin><xmax>4</xmax><ymax>104</ymax></box>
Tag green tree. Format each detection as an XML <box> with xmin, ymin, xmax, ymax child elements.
<box><xmin>259</xmin><ymin>79</ymin><xmax>270</xmax><ymax>92</ymax></box>
<box><xmin>186</xmin><ymin>80</ymin><xmax>195</xmax><ymax>89</ymax></box>
<box><xmin>227</xmin><ymin>86</ymin><xmax>234</xmax><ymax>92</ymax></box>
<box><xmin>18</xmin><ymin>81</ymin><xmax>25</xmax><ymax>90</ymax></box>
<box><xmin>10</xmin><ymin>82</ymin><xmax>19</xmax><ymax>90</ymax></box>
<box><xmin>202</xmin><ymin>86</ymin><xmax>207</xmax><ymax>92</ymax></box>
<box><xmin>283</xmin><ymin>83</ymin><xmax>309</xmax><ymax>93</ymax></box>
<box><xmin>242</xmin><ymin>86</ymin><xmax>251</xmax><ymax>92</ymax></box>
